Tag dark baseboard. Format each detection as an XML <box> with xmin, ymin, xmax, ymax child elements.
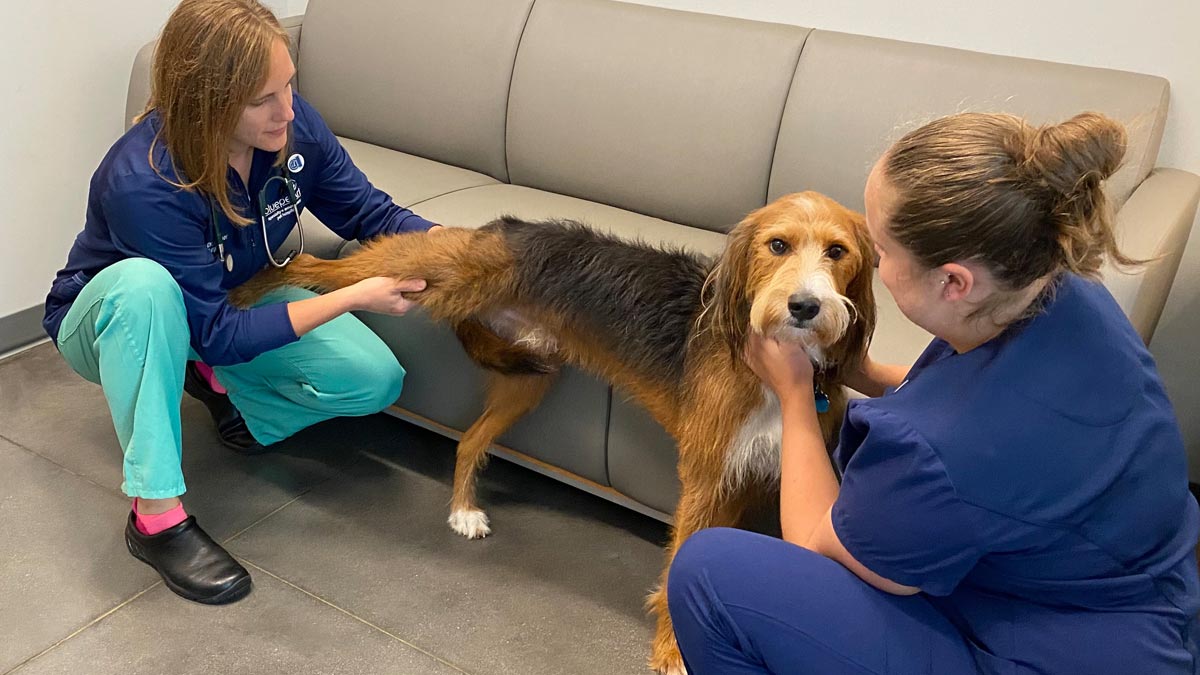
<box><xmin>0</xmin><ymin>305</ymin><xmax>45</xmax><ymax>354</ymax></box>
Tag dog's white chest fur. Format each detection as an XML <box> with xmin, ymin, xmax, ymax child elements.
<box><xmin>722</xmin><ymin>389</ymin><xmax>783</xmax><ymax>489</ymax></box>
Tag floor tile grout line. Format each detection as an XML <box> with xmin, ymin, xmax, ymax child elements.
<box><xmin>0</xmin><ymin>432</ymin><xmax>129</xmax><ymax>502</ymax></box>
<box><xmin>218</xmin><ymin>453</ymin><xmax>369</xmax><ymax>545</ymax></box>
<box><xmin>2</xmin><ymin>582</ymin><xmax>163</xmax><ymax>675</ymax></box>
<box><xmin>239</xmin><ymin>559</ymin><xmax>477</xmax><ymax>675</ymax></box>
<box><xmin>220</xmin><ymin>490</ymin><xmax>312</xmax><ymax>545</ymax></box>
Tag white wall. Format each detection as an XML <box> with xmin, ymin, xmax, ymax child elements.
<box><xmin>0</xmin><ymin>2</ymin><xmax>181</xmax><ymax>317</ymax></box>
<box><xmin>0</xmin><ymin>0</ymin><xmax>303</xmax><ymax>320</ymax></box>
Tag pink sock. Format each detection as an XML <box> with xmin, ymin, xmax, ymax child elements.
<box><xmin>194</xmin><ymin>361</ymin><xmax>227</xmax><ymax>395</ymax></box>
<box><xmin>133</xmin><ymin>498</ymin><xmax>188</xmax><ymax>535</ymax></box>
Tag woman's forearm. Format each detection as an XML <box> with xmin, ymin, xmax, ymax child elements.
<box><xmin>845</xmin><ymin>359</ymin><xmax>910</xmax><ymax>397</ymax></box>
<box><xmin>286</xmin><ymin>286</ymin><xmax>360</xmax><ymax>337</ymax></box>
<box><xmin>778</xmin><ymin>397</ymin><xmax>841</xmax><ymax>545</ymax></box>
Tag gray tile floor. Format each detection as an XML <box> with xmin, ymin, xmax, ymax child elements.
<box><xmin>0</xmin><ymin>343</ymin><xmax>670</xmax><ymax>675</ymax></box>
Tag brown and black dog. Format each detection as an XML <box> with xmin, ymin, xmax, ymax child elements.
<box><xmin>232</xmin><ymin>191</ymin><xmax>876</xmax><ymax>674</ymax></box>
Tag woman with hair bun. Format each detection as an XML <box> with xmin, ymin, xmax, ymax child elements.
<box><xmin>668</xmin><ymin>112</ymin><xmax>1200</xmax><ymax>674</ymax></box>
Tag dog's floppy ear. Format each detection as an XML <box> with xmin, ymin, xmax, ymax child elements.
<box><xmin>701</xmin><ymin>213</ymin><xmax>758</xmax><ymax>360</ymax></box>
<box><xmin>838</xmin><ymin>210</ymin><xmax>877</xmax><ymax>371</ymax></box>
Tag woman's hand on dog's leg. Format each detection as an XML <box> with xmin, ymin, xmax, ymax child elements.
<box><xmin>349</xmin><ymin>276</ymin><xmax>427</xmax><ymax>316</ymax></box>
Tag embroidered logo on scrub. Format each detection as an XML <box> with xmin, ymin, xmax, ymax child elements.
<box><xmin>264</xmin><ymin>186</ymin><xmax>302</xmax><ymax>223</ymax></box>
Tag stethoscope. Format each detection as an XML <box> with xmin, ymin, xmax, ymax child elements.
<box><xmin>208</xmin><ymin>166</ymin><xmax>306</xmax><ymax>271</ymax></box>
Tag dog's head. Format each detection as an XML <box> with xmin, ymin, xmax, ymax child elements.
<box><xmin>702</xmin><ymin>191</ymin><xmax>876</xmax><ymax>371</ymax></box>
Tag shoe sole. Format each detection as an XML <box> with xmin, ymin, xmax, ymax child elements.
<box><xmin>220</xmin><ymin>437</ymin><xmax>271</xmax><ymax>455</ymax></box>
<box><xmin>126</xmin><ymin>538</ymin><xmax>253</xmax><ymax>605</ymax></box>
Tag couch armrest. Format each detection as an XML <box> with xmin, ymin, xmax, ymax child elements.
<box><xmin>1104</xmin><ymin>168</ymin><xmax>1200</xmax><ymax>343</ymax></box>
<box><xmin>279</xmin><ymin>14</ymin><xmax>304</xmax><ymax>68</ymax></box>
<box><xmin>125</xmin><ymin>14</ymin><xmax>305</xmax><ymax>132</ymax></box>
<box><xmin>125</xmin><ymin>40</ymin><xmax>156</xmax><ymax>131</ymax></box>
<box><xmin>1150</xmin><ymin>201</ymin><xmax>1200</xmax><ymax>480</ymax></box>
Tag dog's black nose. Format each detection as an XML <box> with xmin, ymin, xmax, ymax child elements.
<box><xmin>788</xmin><ymin>297</ymin><xmax>821</xmax><ymax>323</ymax></box>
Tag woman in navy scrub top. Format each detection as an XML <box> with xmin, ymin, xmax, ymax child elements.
<box><xmin>43</xmin><ymin>0</ymin><xmax>439</xmax><ymax>606</ymax></box>
<box><xmin>667</xmin><ymin>112</ymin><xmax>1200</xmax><ymax>674</ymax></box>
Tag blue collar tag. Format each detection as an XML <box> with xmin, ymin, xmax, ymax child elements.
<box><xmin>814</xmin><ymin>384</ymin><xmax>830</xmax><ymax>414</ymax></box>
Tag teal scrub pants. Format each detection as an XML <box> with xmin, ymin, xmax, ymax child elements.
<box><xmin>55</xmin><ymin>258</ymin><xmax>405</xmax><ymax>499</ymax></box>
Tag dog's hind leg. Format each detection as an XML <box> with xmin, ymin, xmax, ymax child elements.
<box><xmin>228</xmin><ymin>252</ymin><xmax>370</xmax><ymax>307</ymax></box>
<box><xmin>448</xmin><ymin>371</ymin><xmax>555</xmax><ymax>539</ymax></box>
<box><xmin>229</xmin><ymin>227</ymin><xmax>508</xmax><ymax>312</ymax></box>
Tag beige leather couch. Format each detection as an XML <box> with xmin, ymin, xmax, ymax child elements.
<box><xmin>128</xmin><ymin>0</ymin><xmax>1200</xmax><ymax>521</ymax></box>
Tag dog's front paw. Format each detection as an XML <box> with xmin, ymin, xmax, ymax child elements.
<box><xmin>448</xmin><ymin>508</ymin><xmax>491</xmax><ymax>539</ymax></box>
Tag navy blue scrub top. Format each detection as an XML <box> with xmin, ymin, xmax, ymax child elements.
<box><xmin>43</xmin><ymin>93</ymin><xmax>435</xmax><ymax>366</ymax></box>
<box><xmin>832</xmin><ymin>274</ymin><xmax>1200</xmax><ymax>673</ymax></box>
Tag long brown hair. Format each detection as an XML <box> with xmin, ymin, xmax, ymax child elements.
<box><xmin>135</xmin><ymin>0</ymin><xmax>289</xmax><ymax>226</ymax></box>
<box><xmin>883</xmin><ymin>112</ymin><xmax>1141</xmax><ymax>319</ymax></box>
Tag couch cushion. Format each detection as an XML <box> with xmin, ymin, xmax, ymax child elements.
<box><xmin>607</xmin><ymin>396</ymin><xmax>681</xmax><ymax>517</ymax></box>
<box><xmin>339</xmin><ymin>138</ymin><xmax>499</xmax><ymax>209</ymax></box>
<box><xmin>410</xmin><ymin>184</ymin><xmax>728</xmax><ymax>255</ymax></box>
<box><xmin>285</xmin><ymin>139</ymin><xmax>499</xmax><ymax>260</ymax></box>
<box><xmin>506</xmin><ymin>0</ymin><xmax>810</xmax><ymax>233</ymax></box>
<box><xmin>297</xmin><ymin>0</ymin><xmax>535</xmax><ymax>181</ymax></box>
<box><xmin>770</xmin><ymin>30</ymin><xmax>1170</xmax><ymax>212</ymax></box>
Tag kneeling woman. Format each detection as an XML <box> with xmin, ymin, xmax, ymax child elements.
<box><xmin>669</xmin><ymin>112</ymin><xmax>1200</xmax><ymax>674</ymax></box>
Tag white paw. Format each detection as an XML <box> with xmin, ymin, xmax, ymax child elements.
<box><xmin>661</xmin><ymin>665</ymin><xmax>688</xmax><ymax>675</ymax></box>
<box><xmin>448</xmin><ymin>508</ymin><xmax>491</xmax><ymax>539</ymax></box>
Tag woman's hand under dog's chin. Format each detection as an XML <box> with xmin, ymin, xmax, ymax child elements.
<box><xmin>743</xmin><ymin>331</ymin><xmax>816</xmax><ymax>407</ymax></box>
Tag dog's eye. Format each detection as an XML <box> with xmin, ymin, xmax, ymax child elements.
<box><xmin>768</xmin><ymin>239</ymin><xmax>789</xmax><ymax>255</ymax></box>
<box><xmin>826</xmin><ymin>245</ymin><xmax>847</xmax><ymax>261</ymax></box>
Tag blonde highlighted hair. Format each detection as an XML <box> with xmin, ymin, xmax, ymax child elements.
<box><xmin>135</xmin><ymin>0</ymin><xmax>289</xmax><ymax>226</ymax></box>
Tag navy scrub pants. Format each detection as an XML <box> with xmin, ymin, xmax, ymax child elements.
<box><xmin>667</xmin><ymin>527</ymin><xmax>977</xmax><ymax>674</ymax></box>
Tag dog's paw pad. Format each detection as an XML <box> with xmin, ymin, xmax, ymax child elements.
<box><xmin>448</xmin><ymin>509</ymin><xmax>491</xmax><ymax>539</ymax></box>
